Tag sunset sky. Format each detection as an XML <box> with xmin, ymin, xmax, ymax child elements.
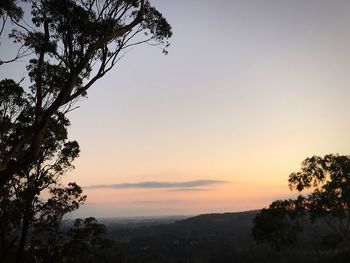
<box><xmin>2</xmin><ymin>0</ymin><xmax>350</xmax><ymax>218</ymax></box>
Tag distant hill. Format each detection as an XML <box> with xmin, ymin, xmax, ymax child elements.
<box><xmin>105</xmin><ymin>210</ymin><xmax>327</xmax><ymax>263</ymax></box>
<box><xmin>97</xmin><ymin>215</ymin><xmax>189</xmax><ymax>229</ymax></box>
<box><xmin>106</xmin><ymin>210</ymin><xmax>259</xmax><ymax>241</ymax></box>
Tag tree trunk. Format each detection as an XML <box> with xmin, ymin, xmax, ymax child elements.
<box><xmin>16</xmin><ymin>215</ymin><xmax>30</xmax><ymax>263</ymax></box>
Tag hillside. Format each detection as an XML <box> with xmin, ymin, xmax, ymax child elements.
<box><xmin>105</xmin><ymin>210</ymin><xmax>326</xmax><ymax>263</ymax></box>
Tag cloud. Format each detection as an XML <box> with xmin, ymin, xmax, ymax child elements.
<box><xmin>84</xmin><ymin>180</ymin><xmax>227</xmax><ymax>190</ymax></box>
<box><xmin>132</xmin><ymin>199</ymin><xmax>183</xmax><ymax>204</ymax></box>
<box><xmin>168</xmin><ymin>188</ymin><xmax>212</xmax><ymax>192</ymax></box>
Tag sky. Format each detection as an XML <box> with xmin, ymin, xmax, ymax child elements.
<box><xmin>2</xmin><ymin>0</ymin><xmax>350</xmax><ymax>218</ymax></box>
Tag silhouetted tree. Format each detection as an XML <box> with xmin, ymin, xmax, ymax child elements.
<box><xmin>253</xmin><ymin>154</ymin><xmax>350</xmax><ymax>260</ymax></box>
<box><xmin>0</xmin><ymin>0</ymin><xmax>172</xmax><ymax>186</ymax></box>
<box><xmin>252</xmin><ymin>198</ymin><xmax>306</xmax><ymax>250</ymax></box>
<box><xmin>56</xmin><ymin>217</ymin><xmax>122</xmax><ymax>263</ymax></box>
<box><xmin>28</xmin><ymin>183</ymin><xmax>86</xmax><ymax>263</ymax></box>
<box><xmin>0</xmin><ymin>0</ymin><xmax>23</xmax><ymax>37</ymax></box>
<box><xmin>0</xmin><ymin>79</ymin><xmax>86</xmax><ymax>262</ymax></box>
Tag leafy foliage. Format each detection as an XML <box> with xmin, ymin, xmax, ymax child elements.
<box><xmin>0</xmin><ymin>79</ymin><xmax>86</xmax><ymax>262</ymax></box>
<box><xmin>253</xmin><ymin>154</ymin><xmax>350</xmax><ymax>260</ymax></box>
<box><xmin>0</xmin><ymin>1</ymin><xmax>172</xmax><ymax>261</ymax></box>
<box><xmin>30</xmin><ymin>217</ymin><xmax>122</xmax><ymax>263</ymax></box>
<box><xmin>0</xmin><ymin>0</ymin><xmax>172</xmax><ymax>186</ymax></box>
<box><xmin>59</xmin><ymin>217</ymin><xmax>122</xmax><ymax>263</ymax></box>
<box><xmin>252</xmin><ymin>199</ymin><xmax>303</xmax><ymax>250</ymax></box>
<box><xmin>0</xmin><ymin>0</ymin><xmax>23</xmax><ymax>37</ymax></box>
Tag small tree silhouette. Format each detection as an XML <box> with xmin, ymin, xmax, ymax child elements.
<box><xmin>253</xmin><ymin>154</ymin><xmax>350</xmax><ymax>260</ymax></box>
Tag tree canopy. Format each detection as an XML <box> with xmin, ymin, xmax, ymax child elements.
<box><xmin>0</xmin><ymin>1</ymin><xmax>172</xmax><ymax>261</ymax></box>
<box><xmin>0</xmin><ymin>0</ymin><xmax>172</xmax><ymax>186</ymax></box>
<box><xmin>0</xmin><ymin>78</ymin><xmax>88</xmax><ymax>262</ymax></box>
<box><xmin>253</xmin><ymin>154</ymin><xmax>350</xmax><ymax>260</ymax></box>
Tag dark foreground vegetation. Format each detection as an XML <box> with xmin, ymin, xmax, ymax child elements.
<box><xmin>2</xmin><ymin>209</ymin><xmax>348</xmax><ymax>262</ymax></box>
<box><xmin>99</xmin><ymin>210</ymin><xmax>344</xmax><ymax>263</ymax></box>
